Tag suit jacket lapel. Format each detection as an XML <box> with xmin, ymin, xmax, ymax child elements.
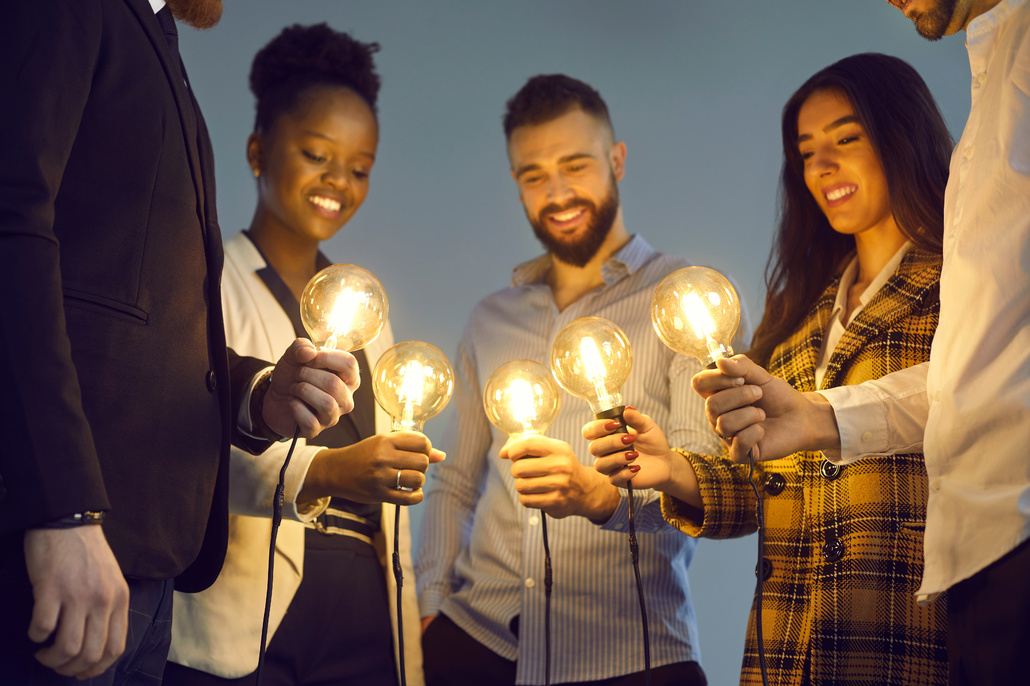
<box><xmin>123</xmin><ymin>0</ymin><xmax>208</xmax><ymax>240</ymax></box>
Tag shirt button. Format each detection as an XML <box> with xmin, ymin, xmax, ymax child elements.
<box><xmin>529</xmin><ymin>516</ymin><xmax>540</xmax><ymax>526</ymax></box>
<box><xmin>964</xmin><ymin>146</ymin><xmax>974</xmax><ymax>160</ymax></box>
<box><xmin>977</xmin><ymin>72</ymin><xmax>987</xmax><ymax>84</ymax></box>
<box><xmin>206</xmin><ymin>370</ymin><xmax>217</xmax><ymax>393</ymax></box>
<box><xmin>934</xmin><ymin>391</ymin><xmax>942</xmax><ymax>402</ymax></box>
<box><xmin>525</xmin><ymin>578</ymin><xmax>536</xmax><ymax>588</ymax></box>
<box><xmin>931</xmin><ymin>478</ymin><xmax>942</xmax><ymax>492</ymax></box>
<box><xmin>755</xmin><ymin>557</ymin><xmax>773</xmax><ymax>581</ymax></box>
<box><xmin>861</xmin><ymin>431</ymin><xmax>873</xmax><ymax>443</ymax></box>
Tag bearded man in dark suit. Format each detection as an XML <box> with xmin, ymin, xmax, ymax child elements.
<box><xmin>0</xmin><ymin>1</ymin><xmax>360</xmax><ymax>682</ymax></box>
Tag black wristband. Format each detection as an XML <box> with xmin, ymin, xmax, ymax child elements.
<box><xmin>34</xmin><ymin>510</ymin><xmax>106</xmax><ymax>529</ymax></box>
<box><xmin>249</xmin><ymin>370</ymin><xmax>286</xmax><ymax>442</ymax></box>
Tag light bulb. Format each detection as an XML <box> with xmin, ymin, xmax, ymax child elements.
<box><xmin>549</xmin><ymin>317</ymin><xmax>633</xmax><ymax>418</ymax></box>
<box><xmin>371</xmin><ymin>341</ymin><xmax>454</xmax><ymax>432</ymax></box>
<box><xmin>651</xmin><ymin>266</ymin><xmax>740</xmax><ymax>366</ymax></box>
<box><xmin>300</xmin><ymin>264</ymin><xmax>388</xmax><ymax>351</ymax></box>
<box><xmin>483</xmin><ymin>360</ymin><xmax>562</xmax><ymax>439</ymax></box>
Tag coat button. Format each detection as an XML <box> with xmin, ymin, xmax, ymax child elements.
<box><xmin>763</xmin><ymin>473</ymin><xmax>786</xmax><ymax>496</ymax></box>
<box><xmin>820</xmin><ymin>460</ymin><xmax>842</xmax><ymax>481</ymax></box>
<box><xmin>206</xmin><ymin>370</ymin><xmax>217</xmax><ymax>393</ymax></box>
<box><xmin>822</xmin><ymin>538</ymin><xmax>844</xmax><ymax>563</ymax></box>
<box><xmin>755</xmin><ymin>557</ymin><xmax>773</xmax><ymax>581</ymax></box>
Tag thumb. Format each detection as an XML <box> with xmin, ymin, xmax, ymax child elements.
<box><xmin>717</xmin><ymin>354</ymin><xmax>774</xmax><ymax>386</ymax></box>
<box><xmin>287</xmin><ymin>338</ymin><xmax>318</xmax><ymax>366</ymax></box>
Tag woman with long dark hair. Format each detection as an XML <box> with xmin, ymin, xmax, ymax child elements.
<box><xmin>586</xmin><ymin>53</ymin><xmax>951</xmax><ymax>685</ymax></box>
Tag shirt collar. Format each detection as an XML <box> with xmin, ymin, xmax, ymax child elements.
<box><xmin>830</xmin><ymin>241</ymin><xmax>911</xmax><ymax>322</ymax></box>
<box><xmin>149</xmin><ymin>0</ymin><xmax>166</xmax><ymax>13</ymax></box>
<box><xmin>966</xmin><ymin>0</ymin><xmax>1026</xmax><ymax>41</ymax></box>
<box><xmin>510</xmin><ymin>234</ymin><xmax>654</xmax><ymax>287</ymax></box>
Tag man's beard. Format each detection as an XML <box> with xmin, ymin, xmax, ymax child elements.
<box><xmin>528</xmin><ymin>181</ymin><xmax>620</xmax><ymax>268</ymax></box>
<box><xmin>911</xmin><ymin>0</ymin><xmax>959</xmax><ymax>41</ymax></box>
<box><xmin>166</xmin><ymin>0</ymin><xmax>223</xmax><ymax>29</ymax></box>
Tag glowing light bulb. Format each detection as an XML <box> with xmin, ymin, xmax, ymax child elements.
<box><xmin>300</xmin><ymin>264</ymin><xmax>388</xmax><ymax>351</ymax></box>
<box><xmin>651</xmin><ymin>266</ymin><xmax>740</xmax><ymax>365</ymax></box>
<box><xmin>372</xmin><ymin>341</ymin><xmax>454</xmax><ymax>432</ymax></box>
<box><xmin>483</xmin><ymin>360</ymin><xmax>561</xmax><ymax>438</ymax></box>
<box><xmin>549</xmin><ymin>316</ymin><xmax>632</xmax><ymax>418</ymax></box>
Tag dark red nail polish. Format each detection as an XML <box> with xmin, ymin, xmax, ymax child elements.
<box><xmin>629</xmin><ymin>465</ymin><xmax>641</xmax><ymax>473</ymax></box>
<box><xmin>625</xmin><ymin>451</ymin><xmax>638</xmax><ymax>461</ymax></box>
<box><xmin>621</xmin><ymin>434</ymin><xmax>635</xmax><ymax>445</ymax></box>
<box><xmin>626</xmin><ymin>406</ymin><xmax>636</xmax><ymax>411</ymax></box>
<box><xmin>604</xmin><ymin>420</ymin><xmax>621</xmax><ymax>431</ymax></box>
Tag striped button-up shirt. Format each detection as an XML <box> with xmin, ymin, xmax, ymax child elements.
<box><xmin>416</xmin><ymin>235</ymin><xmax>723</xmax><ymax>684</ymax></box>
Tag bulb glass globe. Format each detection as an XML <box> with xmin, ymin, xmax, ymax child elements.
<box><xmin>372</xmin><ymin>341</ymin><xmax>454</xmax><ymax>432</ymax></box>
<box><xmin>651</xmin><ymin>266</ymin><xmax>740</xmax><ymax>365</ymax></box>
<box><xmin>483</xmin><ymin>360</ymin><xmax>561</xmax><ymax>438</ymax></box>
<box><xmin>549</xmin><ymin>317</ymin><xmax>632</xmax><ymax>416</ymax></box>
<box><xmin>300</xmin><ymin>264</ymin><xmax>388</xmax><ymax>351</ymax></box>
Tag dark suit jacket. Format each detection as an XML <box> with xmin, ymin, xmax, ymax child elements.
<box><xmin>0</xmin><ymin>0</ymin><xmax>266</xmax><ymax>591</ymax></box>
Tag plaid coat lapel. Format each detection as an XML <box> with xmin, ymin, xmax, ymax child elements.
<box><xmin>823</xmin><ymin>248</ymin><xmax>942</xmax><ymax>389</ymax></box>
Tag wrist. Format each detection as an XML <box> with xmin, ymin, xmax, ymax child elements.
<box><xmin>33</xmin><ymin>510</ymin><xmax>106</xmax><ymax>529</ymax></box>
<box><xmin>250</xmin><ymin>369</ymin><xmax>285</xmax><ymax>442</ymax></box>
<box><xmin>805</xmin><ymin>392</ymin><xmax>840</xmax><ymax>452</ymax></box>
<box><xmin>585</xmin><ymin>482</ymin><xmax>621</xmax><ymax>524</ymax></box>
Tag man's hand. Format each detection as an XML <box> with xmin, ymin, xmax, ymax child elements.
<box><xmin>23</xmin><ymin>526</ymin><xmax>129</xmax><ymax>679</ymax></box>
<box><xmin>264</xmin><ymin>338</ymin><xmax>360</xmax><ymax>439</ymax></box>
<box><xmin>298</xmin><ymin>432</ymin><xmax>446</xmax><ymax>507</ymax></box>
<box><xmin>692</xmin><ymin>354</ymin><xmax>838</xmax><ymax>463</ymax></box>
<box><xmin>500</xmin><ymin>436</ymin><xmax>619</xmax><ymax>522</ymax></box>
<box><xmin>421</xmin><ymin>615</ymin><xmax>436</xmax><ymax>634</ymax></box>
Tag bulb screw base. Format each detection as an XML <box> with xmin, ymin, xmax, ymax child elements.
<box><xmin>594</xmin><ymin>405</ymin><xmax>628</xmax><ymax>435</ymax></box>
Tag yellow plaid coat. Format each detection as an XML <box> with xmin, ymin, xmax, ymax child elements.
<box><xmin>664</xmin><ymin>248</ymin><xmax>947</xmax><ymax>686</ymax></box>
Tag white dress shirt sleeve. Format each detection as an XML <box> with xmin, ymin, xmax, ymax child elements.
<box><xmin>817</xmin><ymin>361</ymin><xmax>930</xmax><ymax>464</ymax></box>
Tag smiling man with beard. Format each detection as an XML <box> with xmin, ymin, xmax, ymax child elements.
<box><xmin>0</xmin><ymin>1</ymin><xmax>362</xmax><ymax>683</ymax></box>
<box><xmin>415</xmin><ymin>74</ymin><xmax>744</xmax><ymax>686</ymax></box>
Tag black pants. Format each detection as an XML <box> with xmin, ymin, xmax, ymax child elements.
<box><xmin>0</xmin><ymin>532</ymin><xmax>175</xmax><ymax>686</ymax></box>
<box><xmin>947</xmin><ymin>537</ymin><xmax>1030</xmax><ymax>686</ymax></box>
<box><xmin>165</xmin><ymin>537</ymin><xmax>397</xmax><ymax>686</ymax></box>
<box><xmin>422</xmin><ymin>614</ymin><xmax>706</xmax><ymax>686</ymax></box>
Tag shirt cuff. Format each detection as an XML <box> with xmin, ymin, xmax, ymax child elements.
<box><xmin>237</xmin><ymin>366</ymin><xmax>275</xmax><ymax>439</ymax></box>
<box><xmin>817</xmin><ymin>384</ymin><xmax>891</xmax><ymax>464</ymax></box>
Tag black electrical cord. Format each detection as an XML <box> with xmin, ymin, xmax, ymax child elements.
<box><xmin>540</xmin><ymin>513</ymin><xmax>552</xmax><ymax>686</ymax></box>
<box><xmin>746</xmin><ymin>447</ymin><xmax>770</xmax><ymax>686</ymax></box>
<box><xmin>392</xmin><ymin>503</ymin><xmax>407</xmax><ymax>686</ymax></box>
<box><xmin>255</xmin><ymin>427</ymin><xmax>300</xmax><ymax>686</ymax></box>
<box><xmin>599</xmin><ymin>406</ymin><xmax>651</xmax><ymax>686</ymax></box>
<box><xmin>625</xmin><ymin>481</ymin><xmax>651</xmax><ymax>686</ymax></box>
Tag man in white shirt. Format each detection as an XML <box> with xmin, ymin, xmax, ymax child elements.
<box><xmin>697</xmin><ymin>1</ymin><xmax>1030</xmax><ymax>684</ymax></box>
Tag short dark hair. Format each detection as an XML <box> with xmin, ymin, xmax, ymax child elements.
<box><xmin>249</xmin><ymin>23</ymin><xmax>381</xmax><ymax>133</ymax></box>
<box><xmin>749</xmin><ymin>52</ymin><xmax>952</xmax><ymax>366</ymax></box>
<box><xmin>503</xmin><ymin>74</ymin><xmax>613</xmax><ymax>140</ymax></box>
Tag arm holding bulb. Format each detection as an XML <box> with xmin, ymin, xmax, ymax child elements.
<box><xmin>259</xmin><ymin>338</ymin><xmax>361</xmax><ymax>440</ymax></box>
<box><xmin>299</xmin><ymin>432</ymin><xmax>445</xmax><ymax>507</ymax></box>
<box><xmin>695</xmin><ymin>354</ymin><xmax>929</xmax><ymax>465</ymax></box>
<box><xmin>500</xmin><ymin>435</ymin><xmax>621</xmax><ymax>522</ymax></box>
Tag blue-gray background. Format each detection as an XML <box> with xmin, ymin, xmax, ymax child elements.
<box><xmin>181</xmin><ymin>2</ymin><xmax>968</xmax><ymax>683</ymax></box>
